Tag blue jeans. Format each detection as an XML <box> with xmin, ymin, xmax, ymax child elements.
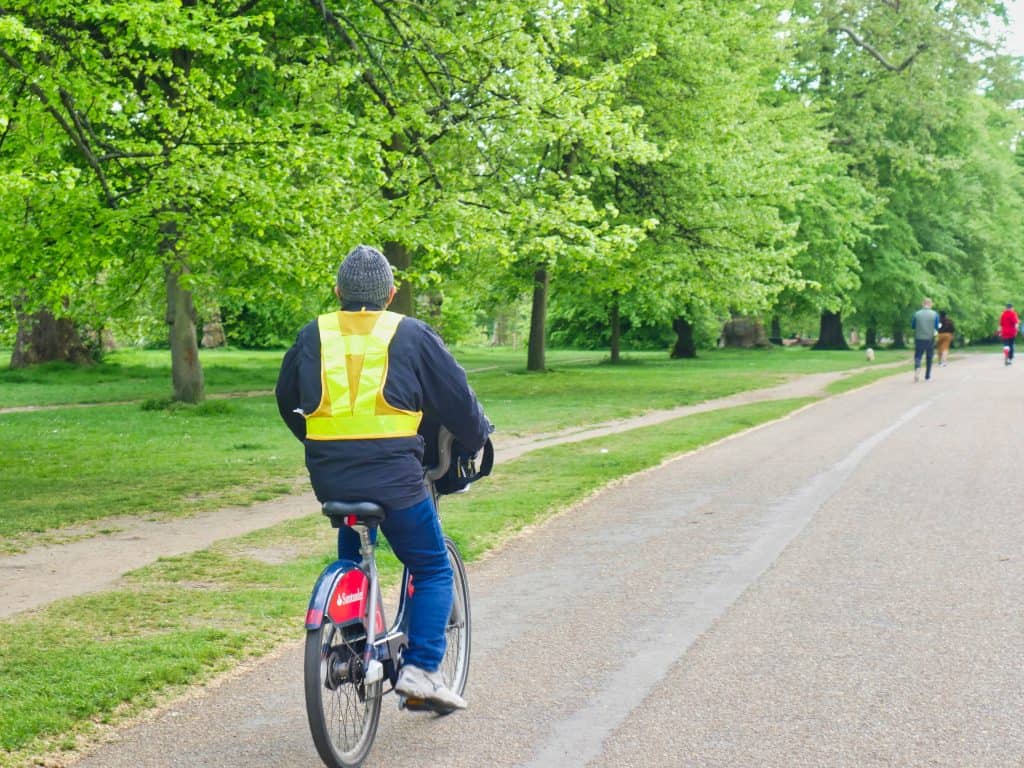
<box><xmin>914</xmin><ymin>339</ymin><xmax>934</xmax><ymax>379</ymax></box>
<box><xmin>338</xmin><ymin>496</ymin><xmax>452</xmax><ymax>672</ymax></box>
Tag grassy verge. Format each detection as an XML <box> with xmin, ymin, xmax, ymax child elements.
<box><xmin>0</xmin><ymin>348</ymin><xmax>607</xmax><ymax>409</ymax></box>
<box><xmin>0</xmin><ymin>397</ymin><xmax>812</xmax><ymax>766</ymax></box>
<box><xmin>824</xmin><ymin>364</ymin><xmax>907</xmax><ymax>395</ymax></box>
<box><xmin>0</xmin><ymin>349</ymin><xmax>288</xmax><ymax>408</ymax></box>
<box><xmin>0</xmin><ymin>346</ymin><xmax>906</xmax><ymax>411</ymax></box>
<box><xmin>1</xmin><ymin>347</ymin><xmax>904</xmax><ymax>545</ymax></box>
<box><xmin>0</xmin><ymin>397</ymin><xmax>304</xmax><ymax>547</ymax></box>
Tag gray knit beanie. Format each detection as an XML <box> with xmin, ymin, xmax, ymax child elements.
<box><xmin>336</xmin><ymin>245</ymin><xmax>394</xmax><ymax>308</ymax></box>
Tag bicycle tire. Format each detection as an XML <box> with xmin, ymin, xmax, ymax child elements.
<box><xmin>439</xmin><ymin>536</ymin><xmax>471</xmax><ymax>701</ymax></box>
<box><xmin>304</xmin><ymin>619</ymin><xmax>382</xmax><ymax>768</ymax></box>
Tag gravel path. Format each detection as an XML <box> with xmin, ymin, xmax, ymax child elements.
<box><xmin>65</xmin><ymin>352</ymin><xmax>1023</xmax><ymax>768</ymax></box>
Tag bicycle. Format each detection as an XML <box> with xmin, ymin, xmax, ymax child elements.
<box><xmin>302</xmin><ymin>428</ymin><xmax>493</xmax><ymax>768</ymax></box>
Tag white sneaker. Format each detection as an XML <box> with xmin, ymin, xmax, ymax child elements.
<box><xmin>395</xmin><ymin>664</ymin><xmax>467</xmax><ymax>711</ymax></box>
<box><xmin>914</xmin><ymin>369</ymin><xmax>920</xmax><ymax>382</ymax></box>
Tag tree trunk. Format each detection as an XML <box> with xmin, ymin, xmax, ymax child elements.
<box><xmin>201</xmin><ymin>309</ymin><xmax>226</xmax><ymax>348</ymax></box>
<box><xmin>609</xmin><ymin>301</ymin><xmax>621</xmax><ymax>364</ymax></box>
<box><xmin>891</xmin><ymin>323</ymin><xmax>906</xmax><ymax>349</ymax></box>
<box><xmin>813</xmin><ymin>311</ymin><xmax>848</xmax><ymax>350</ymax></box>
<box><xmin>769</xmin><ymin>315</ymin><xmax>783</xmax><ymax>345</ymax></box>
<box><xmin>526</xmin><ymin>267</ymin><xmax>548</xmax><ymax>372</ymax></box>
<box><xmin>722</xmin><ymin>317</ymin><xmax>771</xmax><ymax>348</ymax></box>
<box><xmin>384</xmin><ymin>241</ymin><xmax>413</xmax><ymax>317</ymax></box>
<box><xmin>10</xmin><ymin>304</ymin><xmax>92</xmax><ymax>368</ymax></box>
<box><xmin>671</xmin><ymin>317</ymin><xmax>697</xmax><ymax>359</ymax></box>
<box><xmin>162</xmin><ymin>221</ymin><xmax>204</xmax><ymax>403</ymax></box>
<box><xmin>866</xmin><ymin>326</ymin><xmax>877</xmax><ymax>348</ymax></box>
<box><xmin>491</xmin><ymin>309</ymin><xmax>512</xmax><ymax>346</ymax></box>
<box><xmin>422</xmin><ymin>290</ymin><xmax>443</xmax><ymax>328</ymax></box>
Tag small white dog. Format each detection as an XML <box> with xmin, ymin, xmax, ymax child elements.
<box><xmin>865</xmin><ymin>347</ymin><xmax>875</xmax><ymax>362</ymax></box>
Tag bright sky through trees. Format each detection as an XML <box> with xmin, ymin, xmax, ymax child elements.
<box><xmin>998</xmin><ymin>1</ymin><xmax>1024</xmax><ymax>54</ymax></box>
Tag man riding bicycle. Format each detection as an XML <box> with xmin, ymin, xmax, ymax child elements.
<box><xmin>276</xmin><ymin>245</ymin><xmax>490</xmax><ymax>711</ymax></box>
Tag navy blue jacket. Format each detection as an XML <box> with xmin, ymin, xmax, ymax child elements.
<box><xmin>275</xmin><ymin>306</ymin><xmax>489</xmax><ymax>512</ymax></box>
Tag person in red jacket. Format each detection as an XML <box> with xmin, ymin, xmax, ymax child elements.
<box><xmin>999</xmin><ymin>303</ymin><xmax>1019</xmax><ymax>364</ymax></box>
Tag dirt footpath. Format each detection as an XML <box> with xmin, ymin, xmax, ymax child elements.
<box><xmin>0</xmin><ymin>364</ymin><xmax>899</xmax><ymax>619</ymax></box>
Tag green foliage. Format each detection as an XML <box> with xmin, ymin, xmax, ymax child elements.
<box><xmin>218</xmin><ymin>295</ymin><xmax>320</xmax><ymax>350</ymax></box>
<box><xmin>557</xmin><ymin>0</ymin><xmax>835</xmax><ymax>350</ymax></box>
<box><xmin>1</xmin><ymin>0</ymin><xmax>1023</xmax><ymax>377</ymax></box>
<box><xmin>787</xmin><ymin>0</ymin><xmax>1024</xmax><ymax>337</ymax></box>
<box><xmin>547</xmin><ymin>299</ymin><xmax>675</xmax><ymax>351</ymax></box>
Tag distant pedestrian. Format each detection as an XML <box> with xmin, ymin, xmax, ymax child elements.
<box><xmin>936</xmin><ymin>311</ymin><xmax>955</xmax><ymax>367</ymax></box>
<box><xmin>999</xmin><ymin>303</ymin><xmax>1019</xmax><ymax>365</ymax></box>
<box><xmin>911</xmin><ymin>297</ymin><xmax>939</xmax><ymax>382</ymax></box>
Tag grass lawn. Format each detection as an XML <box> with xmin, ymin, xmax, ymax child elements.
<box><xmin>0</xmin><ymin>398</ymin><xmax>304</xmax><ymax>544</ymax></box>
<box><xmin>471</xmin><ymin>347</ymin><xmax>906</xmax><ymax>434</ymax></box>
<box><xmin>0</xmin><ymin>397</ymin><xmax>812</xmax><ymax>765</ymax></box>
<box><xmin>0</xmin><ymin>347</ymin><xmax>605</xmax><ymax>409</ymax></box>
<box><xmin>0</xmin><ymin>346</ymin><xmax>907</xmax><ymax>547</ymax></box>
<box><xmin>0</xmin><ymin>345</ymin><xmax>906</xmax><ymax>410</ymax></box>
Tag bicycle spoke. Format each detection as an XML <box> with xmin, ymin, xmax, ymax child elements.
<box><xmin>305</xmin><ymin>619</ymin><xmax>381</xmax><ymax>768</ymax></box>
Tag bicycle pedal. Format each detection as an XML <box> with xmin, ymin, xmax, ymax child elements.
<box><xmin>398</xmin><ymin>695</ymin><xmax>434</xmax><ymax>712</ymax></box>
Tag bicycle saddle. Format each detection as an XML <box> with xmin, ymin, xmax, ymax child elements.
<box><xmin>321</xmin><ymin>500</ymin><xmax>386</xmax><ymax>527</ymax></box>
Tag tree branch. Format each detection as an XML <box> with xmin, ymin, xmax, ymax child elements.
<box><xmin>0</xmin><ymin>81</ymin><xmax>24</xmax><ymax>154</ymax></box>
<box><xmin>833</xmin><ymin>25</ymin><xmax>927</xmax><ymax>72</ymax></box>
<box><xmin>0</xmin><ymin>46</ymin><xmax>118</xmax><ymax>207</ymax></box>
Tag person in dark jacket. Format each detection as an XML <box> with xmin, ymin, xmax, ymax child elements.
<box><xmin>936</xmin><ymin>311</ymin><xmax>955</xmax><ymax>367</ymax></box>
<box><xmin>276</xmin><ymin>245</ymin><xmax>489</xmax><ymax>711</ymax></box>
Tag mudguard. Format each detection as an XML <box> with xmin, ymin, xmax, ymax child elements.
<box><xmin>304</xmin><ymin>559</ymin><xmax>383</xmax><ymax>633</ymax></box>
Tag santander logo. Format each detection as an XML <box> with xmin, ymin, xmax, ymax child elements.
<box><xmin>336</xmin><ymin>589</ymin><xmax>364</xmax><ymax>607</ymax></box>
<box><xmin>327</xmin><ymin>570</ymin><xmax>370</xmax><ymax>624</ymax></box>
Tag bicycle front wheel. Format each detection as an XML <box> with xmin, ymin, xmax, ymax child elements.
<box><xmin>304</xmin><ymin>620</ymin><xmax>382</xmax><ymax>768</ymax></box>
<box><xmin>439</xmin><ymin>536</ymin><xmax>471</xmax><ymax>699</ymax></box>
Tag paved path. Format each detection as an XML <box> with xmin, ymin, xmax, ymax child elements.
<box><xmin>0</xmin><ymin>363</ymin><xmax>898</xmax><ymax>619</ymax></box>
<box><xmin>67</xmin><ymin>353</ymin><xmax>1024</xmax><ymax>767</ymax></box>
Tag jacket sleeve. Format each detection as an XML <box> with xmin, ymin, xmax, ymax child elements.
<box><xmin>415</xmin><ymin>323</ymin><xmax>490</xmax><ymax>453</ymax></box>
<box><xmin>275</xmin><ymin>339</ymin><xmax>307</xmax><ymax>442</ymax></box>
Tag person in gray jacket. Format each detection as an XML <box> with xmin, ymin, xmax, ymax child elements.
<box><xmin>911</xmin><ymin>297</ymin><xmax>939</xmax><ymax>382</ymax></box>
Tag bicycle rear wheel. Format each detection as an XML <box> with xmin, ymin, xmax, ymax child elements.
<box><xmin>439</xmin><ymin>536</ymin><xmax>471</xmax><ymax>700</ymax></box>
<box><xmin>304</xmin><ymin>620</ymin><xmax>382</xmax><ymax>768</ymax></box>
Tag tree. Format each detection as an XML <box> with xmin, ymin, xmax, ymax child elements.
<box><xmin>0</xmin><ymin>2</ymin><xmax>398</xmax><ymax>394</ymax></box>
<box><xmin>0</xmin><ymin>2</ymin><xmax>282</xmax><ymax>397</ymax></box>
<box><xmin>564</xmin><ymin>0</ymin><xmax>827</xmax><ymax>358</ymax></box>
<box><xmin>789</xmin><ymin>0</ymin><xmax>1024</xmax><ymax>342</ymax></box>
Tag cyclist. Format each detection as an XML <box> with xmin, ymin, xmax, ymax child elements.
<box><xmin>999</xmin><ymin>303</ymin><xmax>1019</xmax><ymax>365</ymax></box>
<box><xmin>276</xmin><ymin>244</ymin><xmax>490</xmax><ymax>711</ymax></box>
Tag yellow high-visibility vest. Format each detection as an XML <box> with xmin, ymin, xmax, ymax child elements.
<box><xmin>305</xmin><ymin>310</ymin><xmax>422</xmax><ymax>440</ymax></box>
